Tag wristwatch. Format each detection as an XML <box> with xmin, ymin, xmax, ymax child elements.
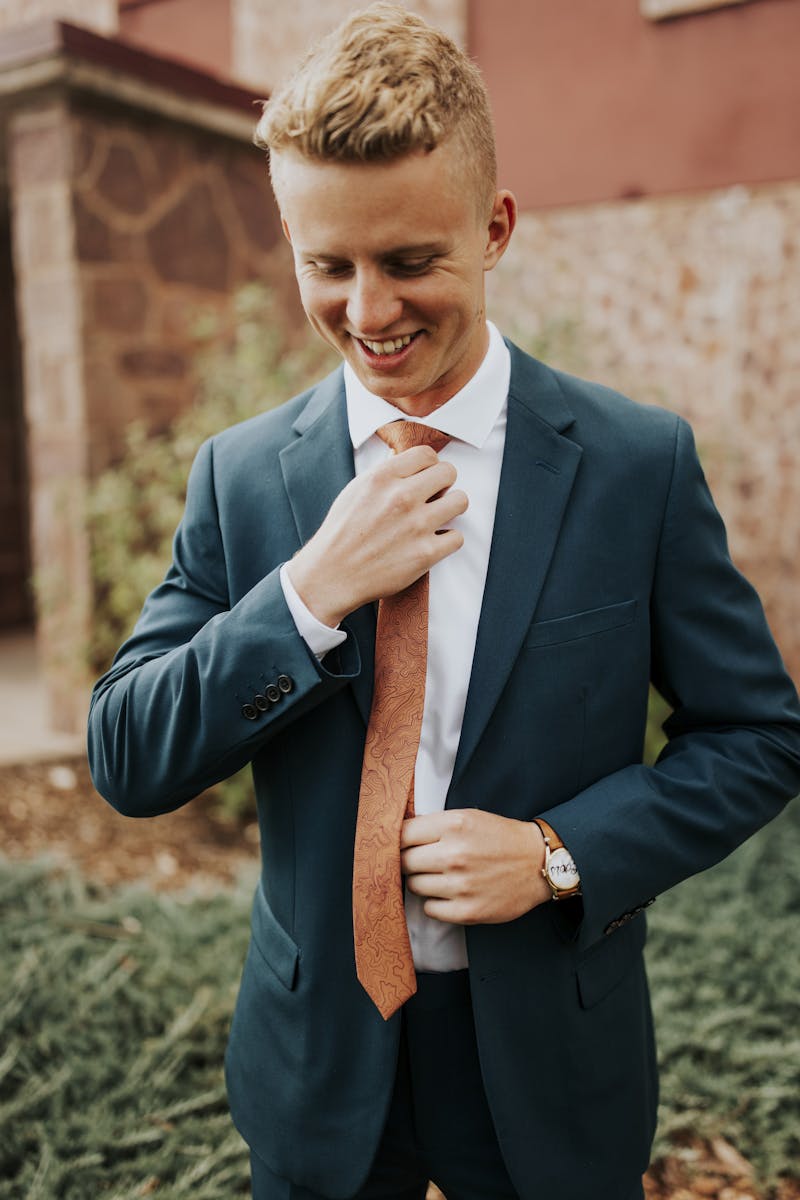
<box><xmin>533</xmin><ymin>819</ymin><xmax>581</xmax><ymax>900</ymax></box>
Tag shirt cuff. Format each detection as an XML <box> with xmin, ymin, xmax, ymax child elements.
<box><xmin>280</xmin><ymin>562</ymin><xmax>348</xmax><ymax>659</ymax></box>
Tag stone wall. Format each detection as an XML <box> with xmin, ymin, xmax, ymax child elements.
<box><xmin>69</xmin><ymin>99</ymin><xmax>292</xmax><ymax>473</ymax></box>
<box><xmin>231</xmin><ymin>0</ymin><xmax>467</xmax><ymax>90</ymax></box>
<box><xmin>0</xmin><ymin>0</ymin><xmax>117</xmax><ymax>34</ymax></box>
<box><xmin>487</xmin><ymin>181</ymin><xmax>800</xmax><ymax>681</ymax></box>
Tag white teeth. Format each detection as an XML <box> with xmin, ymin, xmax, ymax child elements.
<box><xmin>361</xmin><ymin>334</ymin><xmax>413</xmax><ymax>355</ymax></box>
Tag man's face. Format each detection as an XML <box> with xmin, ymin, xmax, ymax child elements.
<box><xmin>275</xmin><ymin>141</ymin><xmax>515</xmax><ymax>417</ymax></box>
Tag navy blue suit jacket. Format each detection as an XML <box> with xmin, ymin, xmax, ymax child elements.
<box><xmin>89</xmin><ymin>343</ymin><xmax>800</xmax><ymax>1200</ymax></box>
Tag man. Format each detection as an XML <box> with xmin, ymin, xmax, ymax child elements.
<box><xmin>88</xmin><ymin>5</ymin><xmax>800</xmax><ymax>1199</ymax></box>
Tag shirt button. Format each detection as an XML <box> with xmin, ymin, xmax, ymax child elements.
<box><xmin>241</xmin><ymin>702</ymin><xmax>258</xmax><ymax>721</ymax></box>
<box><xmin>253</xmin><ymin>694</ymin><xmax>270</xmax><ymax>712</ymax></box>
<box><xmin>265</xmin><ymin>683</ymin><xmax>281</xmax><ymax>703</ymax></box>
<box><xmin>277</xmin><ymin>674</ymin><xmax>294</xmax><ymax>694</ymax></box>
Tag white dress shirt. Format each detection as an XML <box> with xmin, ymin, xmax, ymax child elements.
<box><xmin>281</xmin><ymin>321</ymin><xmax>510</xmax><ymax>971</ymax></box>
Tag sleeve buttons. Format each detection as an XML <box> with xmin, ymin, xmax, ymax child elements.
<box><xmin>242</xmin><ymin>674</ymin><xmax>296</xmax><ymax>720</ymax></box>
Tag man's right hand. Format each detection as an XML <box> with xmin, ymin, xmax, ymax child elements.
<box><xmin>286</xmin><ymin>446</ymin><xmax>468</xmax><ymax>628</ymax></box>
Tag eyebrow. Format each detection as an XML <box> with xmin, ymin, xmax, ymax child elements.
<box><xmin>301</xmin><ymin>242</ymin><xmax>446</xmax><ymax>260</ymax></box>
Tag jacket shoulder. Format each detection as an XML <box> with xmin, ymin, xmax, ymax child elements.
<box><xmin>507</xmin><ymin>340</ymin><xmax>682</xmax><ymax>457</ymax></box>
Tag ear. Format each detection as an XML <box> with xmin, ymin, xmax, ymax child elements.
<box><xmin>484</xmin><ymin>190</ymin><xmax>517</xmax><ymax>271</ymax></box>
<box><xmin>281</xmin><ymin>217</ymin><xmax>292</xmax><ymax>245</ymax></box>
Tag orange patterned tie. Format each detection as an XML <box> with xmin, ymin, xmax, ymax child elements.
<box><xmin>352</xmin><ymin>420</ymin><xmax>451</xmax><ymax>1020</ymax></box>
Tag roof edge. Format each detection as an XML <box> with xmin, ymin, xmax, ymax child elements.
<box><xmin>0</xmin><ymin>18</ymin><xmax>265</xmax><ymax>143</ymax></box>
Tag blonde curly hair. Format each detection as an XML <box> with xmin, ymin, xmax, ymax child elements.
<box><xmin>255</xmin><ymin>3</ymin><xmax>496</xmax><ymax>215</ymax></box>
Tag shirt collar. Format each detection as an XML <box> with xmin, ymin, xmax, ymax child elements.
<box><xmin>344</xmin><ymin>321</ymin><xmax>510</xmax><ymax>451</ymax></box>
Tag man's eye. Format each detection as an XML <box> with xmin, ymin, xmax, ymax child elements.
<box><xmin>391</xmin><ymin>258</ymin><xmax>434</xmax><ymax>276</ymax></box>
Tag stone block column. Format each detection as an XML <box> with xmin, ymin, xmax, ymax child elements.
<box><xmin>8</xmin><ymin>99</ymin><xmax>92</xmax><ymax>732</ymax></box>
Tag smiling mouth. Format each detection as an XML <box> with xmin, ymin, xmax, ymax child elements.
<box><xmin>357</xmin><ymin>332</ymin><xmax>418</xmax><ymax>357</ymax></box>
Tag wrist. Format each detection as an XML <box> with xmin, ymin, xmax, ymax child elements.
<box><xmin>533</xmin><ymin>818</ymin><xmax>581</xmax><ymax>901</ymax></box>
<box><xmin>287</xmin><ymin>548</ymin><xmax>352</xmax><ymax>629</ymax></box>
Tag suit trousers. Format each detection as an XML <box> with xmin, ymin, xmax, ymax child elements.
<box><xmin>249</xmin><ymin>970</ymin><xmax>519</xmax><ymax>1200</ymax></box>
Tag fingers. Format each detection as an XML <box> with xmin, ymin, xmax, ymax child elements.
<box><xmin>402</xmin><ymin>810</ymin><xmax>548</xmax><ymax>925</ymax></box>
<box><xmin>400</xmin><ymin>812</ymin><xmax>450</xmax><ymax>848</ymax></box>
<box><xmin>383</xmin><ymin>451</ymin><xmax>466</xmax><ymax>508</ymax></box>
<box><xmin>288</xmin><ymin>446</ymin><xmax>467</xmax><ymax>624</ymax></box>
<box><xmin>379</xmin><ymin>457</ymin><xmax>468</xmax><ymax>569</ymax></box>
<box><xmin>388</xmin><ymin>455</ymin><xmax>459</xmax><ymax>502</ymax></box>
<box><xmin>387</xmin><ymin>444</ymin><xmax>441</xmax><ymax>477</ymax></box>
<box><xmin>406</xmin><ymin>873</ymin><xmax>454</xmax><ymax>899</ymax></box>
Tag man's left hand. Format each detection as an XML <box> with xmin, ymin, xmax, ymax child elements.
<box><xmin>400</xmin><ymin>809</ymin><xmax>550</xmax><ymax>924</ymax></box>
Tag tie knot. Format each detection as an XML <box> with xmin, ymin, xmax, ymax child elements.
<box><xmin>376</xmin><ymin>421</ymin><xmax>450</xmax><ymax>456</ymax></box>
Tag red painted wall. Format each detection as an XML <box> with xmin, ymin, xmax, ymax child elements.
<box><xmin>118</xmin><ymin>0</ymin><xmax>231</xmax><ymax>79</ymax></box>
<box><xmin>469</xmin><ymin>0</ymin><xmax>800</xmax><ymax>209</ymax></box>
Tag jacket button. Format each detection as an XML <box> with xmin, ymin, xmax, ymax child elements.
<box><xmin>277</xmin><ymin>674</ymin><xmax>294</xmax><ymax>694</ymax></box>
<box><xmin>253</xmin><ymin>694</ymin><xmax>269</xmax><ymax>712</ymax></box>
<box><xmin>241</xmin><ymin>702</ymin><xmax>258</xmax><ymax>721</ymax></box>
<box><xmin>265</xmin><ymin>683</ymin><xmax>281</xmax><ymax>703</ymax></box>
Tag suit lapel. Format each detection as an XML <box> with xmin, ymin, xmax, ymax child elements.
<box><xmin>450</xmin><ymin>346</ymin><xmax>583</xmax><ymax>792</ymax></box>
<box><xmin>279</xmin><ymin>369</ymin><xmax>375</xmax><ymax>724</ymax></box>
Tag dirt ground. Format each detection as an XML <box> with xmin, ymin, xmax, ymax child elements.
<box><xmin>0</xmin><ymin>756</ymin><xmax>259</xmax><ymax>892</ymax></box>
<box><xmin>0</xmin><ymin>757</ymin><xmax>796</xmax><ymax>1200</ymax></box>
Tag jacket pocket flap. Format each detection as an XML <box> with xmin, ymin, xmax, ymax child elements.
<box><xmin>251</xmin><ymin>881</ymin><xmax>300</xmax><ymax>990</ymax></box>
<box><xmin>526</xmin><ymin>599</ymin><xmax>637</xmax><ymax>648</ymax></box>
<box><xmin>576</xmin><ymin>914</ymin><xmax>646</xmax><ymax>1009</ymax></box>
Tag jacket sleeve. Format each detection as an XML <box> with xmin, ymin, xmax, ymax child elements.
<box><xmin>539</xmin><ymin>417</ymin><xmax>800</xmax><ymax>948</ymax></box>
<box><xmin>87</xmin><ymin>437</ymin><xmax>361</xmax><ymax>817</ymax></box>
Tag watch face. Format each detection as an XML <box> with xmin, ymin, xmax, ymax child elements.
<box><xmin>547</xmin><ymin>847</ymin><xmax>580</xmax><ymax>891</ymax></box>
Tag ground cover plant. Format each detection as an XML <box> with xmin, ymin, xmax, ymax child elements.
<box><xmin>646</xmin><ymin>797</ymin><xmax>800</xmax><ymax>1178</ymax></box>
<box><xmin>0</xmin><ymin>861</ymin><xmax>253</xmax><ymax>1199</ymax></box>
<box><xmin>1</xmin><ymin>798</ymin><xmax>797</xmax><ymax>1198</ymax></box>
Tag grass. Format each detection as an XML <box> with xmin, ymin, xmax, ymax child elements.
<box><xmin>1</xmin><ymin>800</ymin><xmax>798</xmax><ymax>1198</ymax></box>
<box><xmin>0</xmin><ymin>863</ymin><xmax>253</xmax><ymax>1199</ymax></box>
<box><xmin>646</xmin><ymin>798</ymin><xmax>800</xmax><ymax>1182</ymax></box>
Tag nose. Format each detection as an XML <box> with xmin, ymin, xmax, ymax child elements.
<box><xmin>346</xmin><ymin>267</ymin><xmax>403</xmax><ymax>336</ymax></box>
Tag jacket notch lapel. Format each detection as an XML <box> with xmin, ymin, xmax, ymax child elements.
<box><xmin>450</xmin><ymin>385</ymin><xmax>582</xmax><ymax>794</ymax></box>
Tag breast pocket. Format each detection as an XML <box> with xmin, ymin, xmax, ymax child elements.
<box><xmin>525</xmin><ymin>599</ymin><xmax>637</xmax><ymax>648</ymax></box>
<box><xmin>516</xmin><ymin>598</ymin><xmax>642</xmax><ymax>802</ymax></box>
